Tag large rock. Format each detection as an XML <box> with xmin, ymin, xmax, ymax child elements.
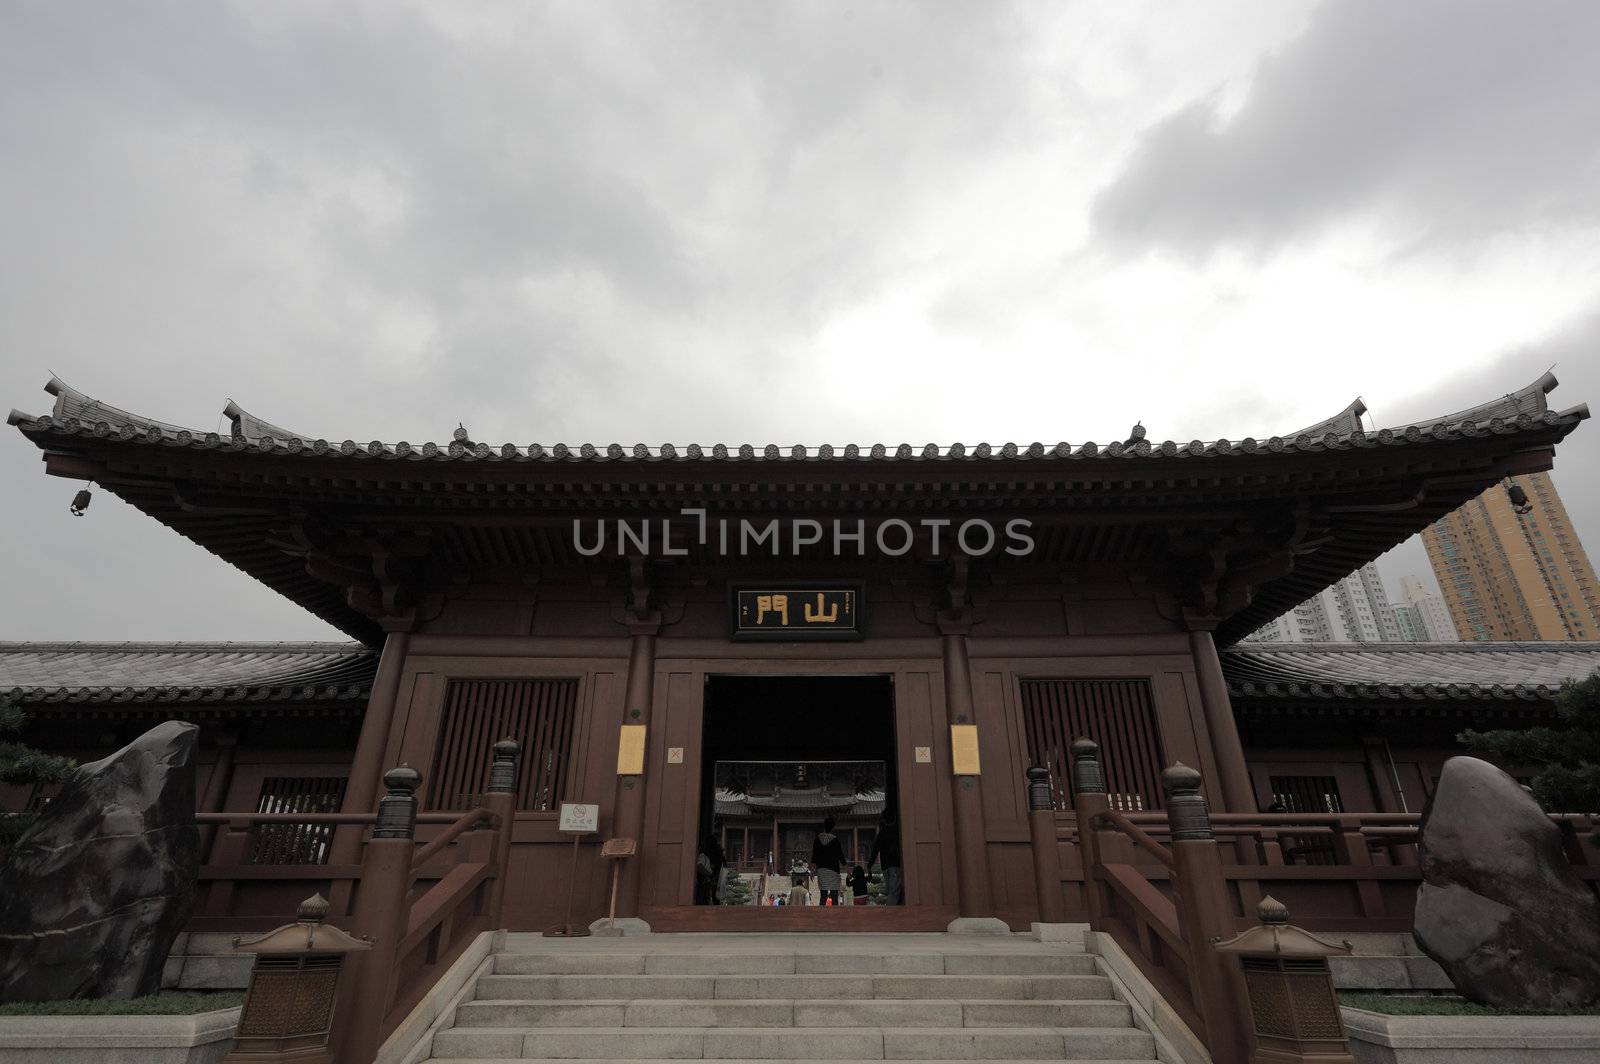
<box><xmin>1414</xmin><ymin>755</ymin><xmax>1600</xmax><ymax>1008</ymax></box>
<box><xmin>0</xmin><ymin>721</ymin><xmax>200</xmax><ymax>1001</ymax></box>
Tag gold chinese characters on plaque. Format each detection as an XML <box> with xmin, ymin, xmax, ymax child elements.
<box><xmin>731</xmin><ymin>584</ymin><xmax>863</xmax><ymax>640</ymax></box>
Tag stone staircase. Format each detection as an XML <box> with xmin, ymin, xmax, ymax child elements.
<box><xmin>423</xmin><ymin>931</ymin><xmax>1161</xmax><ymax>1062</ymax></box>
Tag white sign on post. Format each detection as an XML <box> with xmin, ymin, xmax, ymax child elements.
<box><xmin>558</xmin><ymin>802</ymin><xmax>600</xmax><ymax>834</ymax></box>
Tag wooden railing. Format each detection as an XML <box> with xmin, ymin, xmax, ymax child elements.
<box><xmin>1050</xmin><ymin>807</ymin><xmax>1599</xmax><ymax>932</ymax></box>
<box><xmin>192</xmin><ymin>738</ymin><xmax>521</xmax><ymax>1064</ymax></box>
<box><xmin>331</xmin><ymin>738</ymin><xmax>520</xmax><ymax>1064</ymax></box>
<box><xmin>192</xmin><ymin>810</ymin><xmax>475</xmax><ymax>930</ymax></box>
<box><xmin>1064</xmin><ymin>741</ymin><xmax>1251</xmax><ymax>1062</ymax></box>
<box><xmin>1027</xmin><ymin>741</ymin><xmax>1600</xmax><ymax>1060</ymax></box>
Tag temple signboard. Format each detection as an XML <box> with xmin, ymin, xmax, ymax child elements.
<box><xmin>731</xmin><ymin>583</ymin><xmax>863</xmax><ymax>640</ymax></box>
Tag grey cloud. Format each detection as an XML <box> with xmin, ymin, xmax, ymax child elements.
<box><xmin>1093</xmin><ymin>0</ymin><xmax>1600</xmax><ymax>256</ymax></box>
<box><xmin>0</xmin><ymin>1</ymin><xmax>1055</xmax><ymax>638</ymax></box>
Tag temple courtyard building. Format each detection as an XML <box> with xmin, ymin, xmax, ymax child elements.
<box><xmin>3</xmin><ymin>372</ymin><xmax>1597</xmax><ymax>936</ymax></box>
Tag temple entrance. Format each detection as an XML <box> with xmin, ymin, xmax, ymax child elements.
<box><xmin>696</xmin><ymin>675</ymin><xmax>900</xmax><ymax>912</ymax></box>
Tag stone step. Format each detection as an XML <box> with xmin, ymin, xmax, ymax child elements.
<box><xmin>430</xmin><ymin>1025</ymin><xmax>1156</xmax><ymax>1059</ymax></box>
<box><xmin>490</xmin><ymin>953</ymin><xmax>1098</xmax><ymax>977</ymax></box>
<box><xmin>454</xmin><ymin>998</ymin><xmax>1133</xmax><ymax>1029</ymax></box>
<box><xmin>474</xmin><ymin>974</ymin><xmax>1116</xmax><ymax>1002</ymax></box>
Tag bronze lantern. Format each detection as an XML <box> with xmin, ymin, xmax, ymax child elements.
<box><xmin>223</xmin><ymin>893</ymin><xmax>372</xmax><ymax>1064</ymax></box>
<box><xmin>1213</xmin><ymin>896</ymin><xmax>1356</xmax><ymax>1064</ymax></box>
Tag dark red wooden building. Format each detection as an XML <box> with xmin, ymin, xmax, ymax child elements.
<box><xmin>4</xmin><ymin>372</ymin><xmax>1595</xmax><ymax>933</ymax></box>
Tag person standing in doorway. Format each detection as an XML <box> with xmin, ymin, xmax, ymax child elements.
<box><xmin>696</xmin><ymin>833</ymin><xmax>726</xmax><ymax>905</ymax></box>
<box><xmin>869</xmin><ymin>812</ymin><xmax>903</xmax><ymax>905</ymax></box>
<box><xmin>811</xmin><ymin>816</ymin><xmax>845</xmax><ymax>906</ymax></box>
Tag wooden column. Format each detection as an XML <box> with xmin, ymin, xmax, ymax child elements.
<box><xmin>328</xmin><ymin>631</ymin><xmax>410</xmax><ymax>914</ymax></box>
<box><xmin>1362</xmin><ymin>736</ymin><xmax>1405</xmax><ymax>813</ymax></box>
<box><xmin>941</xmin><ymin>627</ymin><xmax>995</xmax><ymax>919</ymax></box>
<box><xmin>612</xmin><ymin>623</ymin><xmax>657</xmax><ymax>917</ymax></box>
<box><xmin>1188</xmin><ymin>629</ymin><xmax>1256</xmax><ymax>813</ymax></box>
<box><xmin>196</xmin><ymin>730</ymin><xmax>238</xmax><ymax>860</ymax></box>
<box><xmin>342</xmin><ymin>632</ymin><xmax>412</xmax><ymax>818</ymax></box>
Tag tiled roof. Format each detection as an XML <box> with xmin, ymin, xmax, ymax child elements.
<box><xmin>1221</xmin><ymin>641</ymin><xmax>1600</xmax><ymax>702</ymax></box>
<box><xmin>7</xmin><ymin>372</ymin><xmax>1587</xmax><ymax>465</ymax></box>
<box><xmin>715</xmin><ymin>787</ymin><xmax>888</xmax><ymax>817</ymax></box>
<box><xmin>0</xmin><ymin>641</ymin><xmax>376</xmax><ymax>705</ymax></box>
<box><xmin>3</xmin><ymin>640</ymin><xmax>1593</xmax><ymax>711</ymax></box>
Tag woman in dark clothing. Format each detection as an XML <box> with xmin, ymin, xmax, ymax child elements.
<box><xmin>696</xmin><ymin>833</ymin><xmax>726</xmax><ymax>905</ymax></box>
<box><xmin>811</xmin><ymin>816</ymin><xmax>846</xmax><ymax>906</ymax></box>
<box><xmin>848</xmin><ymin>865</ymin><xmax>870</xmax><ymax>905</ymax></box>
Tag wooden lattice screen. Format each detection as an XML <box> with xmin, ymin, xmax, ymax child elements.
<box><xmin>1268</xmin><ymin>774</ymin><xmax>1344</xmax><ymax>864</ymax></box>
<box><xmin>1019</xmin><ymin>679</ymin><xmax>1165</xmax><ymax>812</ymax></box>
<box><xmin>1269</xmin><ymin>774</ymin><xmax>1345</xmax><ymax>815</ymax></box>
<box><xmin>249</xmin><ymin>776</ymin><xmax>347</xmax><ymax>864</ymax></box>
<box><xmin>429</xmin><ymin>678</ymin><xmax>579</xmax><ymax>811</ymax></box>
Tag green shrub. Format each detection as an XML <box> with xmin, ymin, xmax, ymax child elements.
<box><xmin>1340</xmin><ymin>992</ymin><xmax>1600</xmax><ymax>1016</ymax></box>
<box><xmin>0</xmin><ymin>991</ymin><xmax>245</xmax><ymax>1016</ymax></box>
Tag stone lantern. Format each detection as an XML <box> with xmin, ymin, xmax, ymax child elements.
<box><xmin>223</xmin><ymin>893</ymin><xmax>372</xmax><ymax>1064</ymax></box>
<box><xmin>1213</xmin><ymin>896</ymin><xmax>1356</xmax><ymax>1064</ymax></box>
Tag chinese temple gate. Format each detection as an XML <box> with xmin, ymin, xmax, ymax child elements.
<box><xmin>3</xmin><ymin>371</ymin><xmax>1593</xmax><ymax>934</ymax></box>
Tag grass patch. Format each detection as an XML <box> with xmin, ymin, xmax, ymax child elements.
<box><xmin>0</xmin><ymin>991</ymin><xmax>244</xmax><ymax>1016</ymax></box>
<box><xmin>1341</xmin><ymin>992</ymin><xmax>1600</xmax><ymax>1017</ymax></box>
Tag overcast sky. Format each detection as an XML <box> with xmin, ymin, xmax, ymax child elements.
<box><xmin>2</xmin><ymin>1</ymin><xmax>1597</xmax><ymax>642</ymax></box>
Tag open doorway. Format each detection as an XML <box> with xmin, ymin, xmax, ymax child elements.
<box><xmin>698</xmin><ymin>675</ymin><xmax>900</xmax><ymax>908</ymax></box>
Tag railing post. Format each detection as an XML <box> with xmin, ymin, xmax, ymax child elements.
<box><xmin>335</xmin><ymin>764</ymin><xmax>420</xmax><ymax>1064</ymax></box>
<box><xmin>1331</xmin><ymin>814</ymin><xmax>1384</xmax><ymax>919</ymax></box>
<box><xmin>1164</xmin><ymin>763</ymin><xmax>1252</xmax><ymax>1064</ymax></box>
<box><xmin>1070</xmin><ymin>738</ymin><xmax>1109</xmax><ymax>929</ymax></box>
<box><xmin>1026</xmin><ymin>766</ymin><xmax>1065</xmax><ymax>924</ymax></box>
<box><xmin>483</xmin><ymin>737</ymin><xmax>520</xmax><ymax>925</ymax></box>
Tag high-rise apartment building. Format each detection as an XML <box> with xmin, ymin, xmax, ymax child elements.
<box><xmin>1247</xmin><ymin>562</ymin><xmax>1400</xmax><ymax>643</ymax></box>
<box><xmin>1392</xmin><ymin>575</ymin><xmax>1458</xmax><ymax>642</ymax></box>
<box><xmin>1422</xmin><ymin>471</ymin><xmax>1600</xmax><ymax>641</ymax></box>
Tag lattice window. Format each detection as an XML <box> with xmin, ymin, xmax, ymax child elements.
<box><xmin>1269</xmin><ymin>775</ymin><xmax>1344</xmax><ymax>814</ymax></box>
<box><xmin>1020</xmin><ymin>679</ymin><xmax>1164</xmax><ymax>812</ymax></box>
<box><xmin>429</xmin><ymin>678</ymin><xmax>579</xmax><ymax>811</ymax></box>
<box><xmin>249</xmin><ymin>776</ymin><xmax>347</xmax><ymax>865</ymax></box>
<box><xmin>1268</xmin><ymin>774</ymin><xmax>1344</xmax><ymax>865</ymax></box>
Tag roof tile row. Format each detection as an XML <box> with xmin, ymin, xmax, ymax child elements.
<box><xmin>1222</xmin><ymin>641</ymin><xmax>1600</xmax><ymax>702</ymax></box>
<box><xmin>5</xmin><ymin>640</ymin><xmax>1596</xmax><ymax>708</ymax></box>
<box><xmin>8</xmin><ymin>373</ymin><xmax>1586</xmax><ymax>466</ymax></box>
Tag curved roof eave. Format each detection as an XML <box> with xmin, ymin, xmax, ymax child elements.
<box><xmin>9</xmin><ymin>371</ymin><xmax>1586</xmax><ymax>467</ymax></box>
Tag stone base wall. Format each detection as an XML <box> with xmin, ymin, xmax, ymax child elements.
<box><xmin>160</xmin><ymin>934</ymin><xmax>252</xmax><ymax>991</ymax></box>
<box><xmin>0</xmin><ymin>1008</ymin><xmax>238</xmax><ymax>1064</ymax></box>
<box><xmin>1333</xmin><ymin>933</ymin><xmax>1452</xmax><ymax>992</ymax></box>
<box><xmin>1343</xmin><ymin>1008</ymin><xmax>1600</xmax><ymax>1063</ymax></box>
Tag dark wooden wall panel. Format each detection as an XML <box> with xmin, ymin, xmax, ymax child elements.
<box><xmin>974</xmin><ymin>668</ymin><xmax>1028</xmax><ymax>833</ymax></box>
<box><xmin>890</xmin><ymin>667</ymin><xmax>955</xmax><ymax>907</ymax></box>
<box><xmin>640</xmin><ymin>667</ymin><xmax>703</xmax><ymax>908</ymax></box>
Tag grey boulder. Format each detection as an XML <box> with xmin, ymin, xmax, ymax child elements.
<box><xmin>1413</xmin><ymin>755</ymin><xmax>1600</xmax><ymax>1009</ymax></box>
<box><xmin>0</xmin><ymin>721</ymin><xmax>200</xmax><ymax>1001</ymax></box>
